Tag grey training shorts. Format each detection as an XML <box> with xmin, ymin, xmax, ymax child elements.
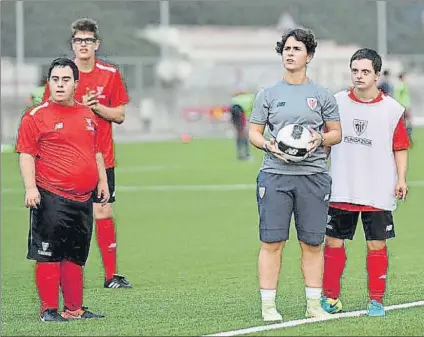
<box><xmin>256</xmin><ymin>171</ymin><xmax>332</xmax><ymax>246</ymax></box>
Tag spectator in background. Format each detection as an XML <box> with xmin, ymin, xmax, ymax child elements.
<box><xmin>377</xmin><ymin>70</ymin><xmax>393</xmax><ymax>96</ymax></box>
<box><xmin>230</xmin><ymin>90</ymin><xmax>255</xmax><ymax>160</ymax></box>
<box><xmin>26</xmin><ymin>76</ymin><xmax>47</xmax><ymax>107</ymax></box>
<box><xmin>139</xmin><ymin>97</ymin><xmax>154</xmax><ymax>132</ymax></box>
<box><xmin>394</xmin><ymin>72</ymin><xmax>413</xmax><ymax>143</ymax></box>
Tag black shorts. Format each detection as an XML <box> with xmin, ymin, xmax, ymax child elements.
<box><xmin>92</xmin><ymin>167</ymin><xmax>115</xmax><ymax>203</ymax></box>
<box><xmin>27</xmin><ymin>187</ymin><xmax>94</xmax><ymax>266</ymax></box>
<box><xmin>326</xmin><ymin>207</ymin><xmax>395</xmax><ymax>241</ymax></box>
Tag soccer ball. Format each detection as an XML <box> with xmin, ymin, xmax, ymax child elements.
<box><xmin>276</xmin><ymin>124</ymin><xmax>312</xmax><ymax>162</ymax></box>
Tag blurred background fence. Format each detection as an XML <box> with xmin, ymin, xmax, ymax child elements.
<box><xmin>2</xmin><ymin>0</ymin><xmax>424</xmax><ymax>146</ymax></box>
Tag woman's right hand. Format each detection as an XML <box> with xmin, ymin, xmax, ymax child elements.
<box><xmin>265</xmin><ymin>138</ymin><xmax>289</xmax><ymax>163</ymax></box>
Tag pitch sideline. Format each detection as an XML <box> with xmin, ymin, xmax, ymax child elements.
<box><xmin>2</xmin><ymin>180</ymin><xmax>424</xmax><ymax>194</ymax></box>
<box><xmin>203</xmin><ymin>300</ymin><xmax>424</xmax><ymax>336</ymax></box>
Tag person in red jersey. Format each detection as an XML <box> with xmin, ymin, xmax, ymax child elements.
<box><xmin>321</xmin><ymin>49</ymin><xmax>410</xmax><ymax>317</ymax></box>
<box><xmin>16</xmin><ymin>58</ymin><xmax>109</xmax><ymax>322</ymax></box>
<box><xmin>43</xmin><ymin>18</ymin><xmax>132</xmax><ymax>288</ymax></box>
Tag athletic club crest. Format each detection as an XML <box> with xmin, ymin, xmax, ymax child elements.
<box><xmin>258</xmin><ymin>187</ymin><xmax>266</xmax><ymax>199</ymax></box>
<box><xmin>306</xmin><ymin>97</ymin><xmax>318</xmax><ymax>110</ymax></box>
<box><xmin>85</xmin><ymin>117</ymin><xmax>95</xmax><ymax>131</ymax></box>
<box><xmin>96</xmin><ymin>86</ymin><xmax>105</xmax><ymax>99</ymax></box>
<box><xmin>353</xmin><ymin>119</ymin><xmax>368</xmax><ymax>136</ymax></box>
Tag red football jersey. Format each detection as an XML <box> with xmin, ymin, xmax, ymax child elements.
<box><xmin>43</xmin><ymin>59</ymin><xmax>130</xmax><ymax>168</ymax></box>
<box><xmin>16</xmin><ymin>101</ymin><xmax>101</xmax><ymax>202</ymax></box>
<box><xmin>330</xmin><ymin>89</ymin><xmax>411</xmax><ymax>212</ymax></box>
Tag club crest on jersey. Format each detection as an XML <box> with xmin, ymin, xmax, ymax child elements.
<box><xmin>306</xmin><ymin>97</ymin><xmax>318</xmax><ymax>110</ymax></box>
<box><xmin>258</xmin><ymin>187</ymin><xmax>266</xmax><ymax>199</ymax></box>
<box><xmin>85</xmin><ymin>117</ymin><xmax>95</xmax><ymax>131</ymax></box>
<box><xmin>96</xmin><ymin>86</ymin><xmax>106</xmax><ymax>99</ymax></box>
<box><xmin>353</xmin><ymin>119</ymin><xmax>368</xmax><ymax>136</ymax></box>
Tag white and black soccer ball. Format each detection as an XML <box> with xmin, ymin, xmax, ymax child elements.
<box><xmin>276</xmin><ymin>124</ymin><xmax>312</xmax><ymax>162</ymax></box>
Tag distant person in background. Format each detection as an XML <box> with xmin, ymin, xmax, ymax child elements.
<box><xmin>377</xmin><ymin>70</ymin><xmax>393</xmax><ymax>96</ymax></box>
<box><xmin>394</xmin><ymin>72</ymin><xmax>413</xmax><ymax>143</ymax></box>
<box><xmin>26</xmin><ymin>76</ymin><xmax>46</xmax><ymax>107</ymax></box>
<box><xmin>230</xmin><ymin>91</ymin><xmax>255</xmax><ymax>160</ymax></box>
<box><xmin>139</xmin><ymin>97</ymin><xmax>154</xmax><ymax>133</ymax></box>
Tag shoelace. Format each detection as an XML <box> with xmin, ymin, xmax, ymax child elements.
<box><xmin>116</xmin><ymin>276</ymin><xmax>129</xmax><ymax>284</ymax></box>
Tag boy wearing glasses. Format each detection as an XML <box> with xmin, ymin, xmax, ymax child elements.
<box><xmin>43</xmin><ymin>18</ymin><xmax>132</xmax><ymax>289</ymax></box>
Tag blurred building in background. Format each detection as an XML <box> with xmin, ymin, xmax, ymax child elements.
<box><xmin>2</xmin><ymin>0</ymin><xmax>424</xmax><ymax>146</ymax></box>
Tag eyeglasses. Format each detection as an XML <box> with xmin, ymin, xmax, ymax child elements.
<box><xmin>72</xmin><ymin>37</ymin><xmax>97</xmax><ymax>45</ymax></box>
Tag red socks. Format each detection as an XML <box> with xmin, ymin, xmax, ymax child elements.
<box><xmin>322</xmin><ymin>245</ymin><xmax>388</xmax><ymax>304</ymax></box>
<box><xmin>367</xmin><ymin>246</ymin><xmax>388</xmax><ymax>304</ymax></box>
<box><xmin>60</xmin><ymin>261</ymin><xmax>83</xmax><ymax>311</ymax></box>
<box><xmin>35</xmin><ymin>218</ymin><xmax>118</xmax><ymax>313</ymax></box>
<box><xmin>36</xmin><ymin>261</ymin><xmax>84</xmax><ymax>313</ymax></box>
<box><xmin>96</xmin><ymin>218</ymin><xmax>117</xmax><ymax>280</ymax></box>
<box><xmin>323</xmin><ymin>246</ymin><xmax>347</xmax><ymax>299</ymax></box>
<box><xmin>35</xmin><ymin>262</ymin><xmax>60</xmax><ymax>312</ymax></box>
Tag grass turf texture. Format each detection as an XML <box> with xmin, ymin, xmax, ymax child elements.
<box><xmin>2</xmin><ymin>131</ymin><xmax>423</xmax><ymax>336</ymax></box>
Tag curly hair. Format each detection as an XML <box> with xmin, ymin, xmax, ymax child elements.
<box><xmin>275</xmin><ymin>28</ymin><xmax>318</xmax><ymax>56</ymax></box>
<box><xmin>71</xmin><ymin>18</ymin><xmax>99</xmax><ymax>39</ymax></box>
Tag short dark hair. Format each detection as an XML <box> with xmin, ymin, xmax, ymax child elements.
<box><xmin>47</xmin><ymin>58</ymin><xmax>79</xmax><ymax>81</ymax></box>
<box><xmin>350</xmin><ymin>48</ymin><xmax>382</xmax><ymax>73</ymax></box>
<box><xmin>71</xmin><ymin>18</ymin><xmax>99</xmax><ymax>39</ymax></box>
<box><xmin>275</xmin><ymin>28</ymin><xmax>318</xmax><ymax>56</ymax></box>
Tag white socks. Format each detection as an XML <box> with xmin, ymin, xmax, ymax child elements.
<box><xmin>260</xmin><ymin>289</ymin><xmax>277</xmax><ymax>302</ymax></box>
<box><xmin>305</xmin><ymin>287</ymin><xmax>322</xmax><ymax>300</ymax></box>
<box><xmin>260</xmin><ymin>287</ymin><xmax>322</xmax><ymax>302</ymax></box>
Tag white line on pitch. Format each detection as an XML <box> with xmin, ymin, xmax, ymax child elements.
<box><xmin>1</xmin><ymin>165</ymin><xmax>176</xmax><ymax>185</ymax></box>
<box><xmin>119</xmin><ymin>184</ymin><xmax>256</xmax><ymax>192</ymax></box>
<box><xmin>2</xmin><ymin>181</ymin><xmax>424</xmax><ymax>195</ymax></box>
<box><xmin>203</xmin><ymin>300</ymin><xmax>424</xmax><ymax>337</ymax></box>
<box><xmin>115</xmin><ymin>165</ymin><xmax>179</xmax><ymax>173</ymax></box>
<box><xmin>0</xmin><ymin>184</ymin><xmax>256</xmax><ymax>194</ymax></box>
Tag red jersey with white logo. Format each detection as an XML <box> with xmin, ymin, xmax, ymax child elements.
<box><xmin>15</xmin><ymin>101</ymin><xmax>100</xmax><ymax>202</ymax></box>
<box><xmin>43</xmin><ymin>59</ymin><xmax>130</xmax><ymax>168</ymax></box>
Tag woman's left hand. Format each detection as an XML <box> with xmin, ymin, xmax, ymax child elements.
<box><xmin>307</xmin><ymin>126</ymin><xmax>324</xmax><ymax>155</ymax></box>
